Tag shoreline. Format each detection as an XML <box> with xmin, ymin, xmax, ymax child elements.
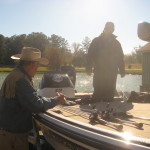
<box><xmin>0</xmin><ymin>67</ymin><xmax>142</xmax><ymax>74</ymax></box>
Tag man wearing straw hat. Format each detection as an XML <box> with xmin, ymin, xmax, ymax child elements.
<box><xmin>0</xmin><ymin>47</ymin><xmax>66</xmax><ymax>150</ymax></box>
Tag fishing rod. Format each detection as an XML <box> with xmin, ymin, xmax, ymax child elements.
<box><xmin>57</xmin><ymin>101</ymin><xmax>146</xmax><ymax>130</ymax></box>
<box><xmin>125</xmin><ymin>114</ymin><xmax>150</xmax><ymax>121</ymax></box>
<box><xmin>112</xmin><ymin>118</ymin><xmax>143</xmax><ymax>129</ymax></box>
<box><xmin>57</xmin><ymin>105</ymin><xmax>123</xmax><ymax>131</ymax></box>
<box><xmin>98</xmin><ymin>103</ymin><xmax>144</xmax><ymax>129</ymax></box>
<box><xmin>89</xmin><ymin>109</ymin><xmax>123</xmax><ymax>131</ymax></box>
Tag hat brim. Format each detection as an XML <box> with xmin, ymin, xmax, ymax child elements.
<box><xmin>11</xmin><ymin>54</ymin><xmax>49</xmax><ymax>65</ymax></box>
<box><xmin>11</xmin><ymin>54</ymin><xmax>21</xmax><ymax>60</ymax></box>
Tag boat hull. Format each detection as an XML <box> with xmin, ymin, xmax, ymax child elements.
<box><xmin>34</xmin><ymin>110</ymin><xmax>150</xmax><ymax>150</ymax></box>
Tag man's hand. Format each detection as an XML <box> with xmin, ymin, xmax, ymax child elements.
<box><xmin>86</xmin><ymin>71</ymin><xmax>92</xmax><ymax>76</ymax></box>
<box><xmin>120</xmin><ymin>73</ymin><xmax>125</xmax><ymax>78</ymax></box>
<box><xmin>56</xmin><ymin>92</ymin><xmax>66</xmax><ymax>105</ymax></box>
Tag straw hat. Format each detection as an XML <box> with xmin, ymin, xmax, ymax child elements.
<box><xmin>11</xmin><ymin>47</ymin><xmax>49</xmax><ymax>65</ymax></box>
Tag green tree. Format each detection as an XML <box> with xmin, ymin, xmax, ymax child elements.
<box><xmin>45</xmin><ymin>34</ymin><xmax>71</xmax><ymax>68</ymax></box>
<box><xmin>124</xmin><ymin>46</ymin><xmax>142</xmax><ymax>64</ymax></box>
<box><xmin>82</xmin><ymin>36</ymin><xmax>91</xmax><ymax>53</ymax></box>
<box><xmin>63</xmin><ymin>49</ymin><xmax>73</xmax><ymax>65</ymax></box>
<box><xmin>49</xmin><ymin>34</ymin><xmax>69</xmax><ymax>50</ymax></box>
<box><xmin>25</xmin><ymin>32</ymin><xmax>49</xmax><ymax>53</ymax></box>
<box><xmin>0</xmin><ymin>34</ymin><xmax>5</xmax><ymax>64</ymax></box>
<box><xmin>3</xmin><ymin>34</ymin><xmax>27</xmax><ymax>65</ymax></box>
<box><xmin>72</xmin><ymin>42</ymin><xmax>86</xmax><ymax>67</ymax></box>
<box><xmin>132</xmin><ymin>46</ymin><xmax>142</xmax><ymax>64</ymax></box>
<box><xmin>44</xmin><ymin>47</ymin><xmax>62</xmax><ymax>70</ymax></box>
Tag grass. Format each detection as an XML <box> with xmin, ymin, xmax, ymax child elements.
<box><xmin>0</xmin><ymin>67</ymin><xmax>50</xmax><ymax>72</ymax></box>
<box><xmin>0</xmin><ymin>64</ymin><xmax>142</xmax><ymax>74</ymax></box>
<box><xmin>76</xmin><ymin>64</ymin><xmax>142</xmax><ymax>74</ymax></box>
<box><xmin>125</xmin><ymin>69</ymin><xmax>142</xmax><ymax>74</ymax></box>
<box><xmin>37</xmin><ymin>67</ymin><xmax>49</xmax><ymax>72</ymax></box>
<box><xmin>0</xmin><ymin>67</ymin><xmax>13</xmax><ymax>72</ymax></box>
<box><xmin>125</xmin><ymin>64</ymin><xmax>142</xmax><ymax>74</ymax></box>
<box><xmin>125</xmin><ymin>64</ymin><xmax>142</xmax><ymax>69</ymax></box>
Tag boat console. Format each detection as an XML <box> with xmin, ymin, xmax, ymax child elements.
<box><xmin>38</xmin><ymin>73</ymin><xmax>75</xmax><ymax>98</ymax></box>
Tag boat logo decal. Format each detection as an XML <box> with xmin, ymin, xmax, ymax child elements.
<box><xmin>52</xmin><ymin>74</ymin><xmax>63</xmax><ymax>83</ymax></box>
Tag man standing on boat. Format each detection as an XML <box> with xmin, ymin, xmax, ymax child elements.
<box><xmin>86</xmin><ymin>22</ymin><xmax>125</xmax><ymax>102</ymax></box>
<box><xmin>0</xmin><ymin>47</ymin><xmax>66</xmax><ymax>150</ymax></box>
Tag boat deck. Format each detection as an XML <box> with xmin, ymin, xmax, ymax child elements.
<box><xmin>49</xmin><ymin>103</ymin><xmax>150</xmax><ymax>139</ymax></box>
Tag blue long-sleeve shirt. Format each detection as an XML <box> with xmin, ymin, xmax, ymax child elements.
<box><xmin>0</xmin><ymin>77</ymin><xmax>58</xmax><ymax>133</ymax></box>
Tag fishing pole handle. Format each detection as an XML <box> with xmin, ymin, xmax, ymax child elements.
<box><xmin>97</xmin><ymin>118</ymin><xmax>123</xmax><ymax>130</ymax></box>
<box><xmin>114</xmin><ymin>118</ymin><xmax>143</xmax><ymax>129</ymax></box>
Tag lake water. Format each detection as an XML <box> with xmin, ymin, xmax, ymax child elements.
<box><xmin>75</xmin><ymin>73</ymin><xmax>141</xmax><ymax>93</ymax></box>
<box><xmin>0</xmin><ymin>72</ymin><xmax>142</xmax><ymax>93</ymax></box>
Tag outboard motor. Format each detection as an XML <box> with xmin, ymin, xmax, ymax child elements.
<box><xmin>60</xmin><ymin>66</ymin><xmax>76</xmax><ymax>87</ymax></box>
<box><xmin>138</xmin><ymin>22</ymin><xmax>150</xmax><ymax>42</ymax></box>
<box><xmin>38</xmin><ymin>73</ymin><xmax>75</xmax><ymax>98</ymax></box>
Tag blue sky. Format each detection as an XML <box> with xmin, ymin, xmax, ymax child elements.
<box><xmin>0</xmin><ymin>0</ymin><xmax>150</xmax><ymax>54</ymax></box>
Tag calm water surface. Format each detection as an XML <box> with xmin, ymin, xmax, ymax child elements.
<box><xmin>0</xmin><ymin>72</ymin><xmax>141</xmax><ymax>92</ymax></box>
<box><xmin>74</xmin><ymin>73</ymin><xmax>141</xmax><ymax>93</ymax></box>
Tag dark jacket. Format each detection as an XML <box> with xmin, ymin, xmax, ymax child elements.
<box><xmin>0</xmin><ymin>67</ymin><xmax>58</xmax><ymax>133</ymax></box>
<box><xmin>86</xmin><ymin>33</ymin><xmax>125</xmax><ymax>76</ymax></box>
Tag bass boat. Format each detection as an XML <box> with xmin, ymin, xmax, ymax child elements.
<box><xmin>32</xmin><ymin>67</ymin><xmax>150</xmax><ymax>150</ymax></box>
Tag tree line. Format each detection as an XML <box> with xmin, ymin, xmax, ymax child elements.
<box><xmin>0</xmin><ymin>32</ymin><xmax>142</xmax><ymax>69</ymax></box>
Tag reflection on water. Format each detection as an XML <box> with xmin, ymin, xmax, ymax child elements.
<box><xmin>0</xmin><ymin>72</ymin><xmax>142</xmax><ymax>93</ymax></box>
<box><xmin>116</xmin><ymin>74</ymin><xmax>141</xmax><ymax>93</ymax></box>
<box><xmin>75</xmin><ymin>73</ymin><xmax>141</xmax><ymax>93</ymax></box>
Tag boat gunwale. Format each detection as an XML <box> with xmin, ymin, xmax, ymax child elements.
<box><xmin>34</xmin><ymin>111</ymin><xmax>150</xmax><ymax>150</ymax></box>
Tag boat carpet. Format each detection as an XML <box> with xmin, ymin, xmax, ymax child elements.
<box><xmin>49</xmin><ymin>103</ymin><xmax>150</xmax><ymax>139</ymax></box>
